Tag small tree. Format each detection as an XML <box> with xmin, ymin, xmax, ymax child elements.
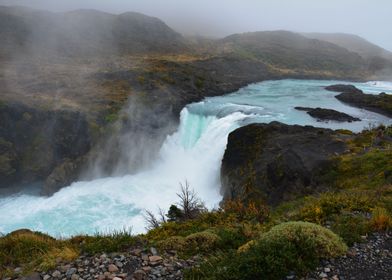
<box><xmin>144</xmin><ymin>181</ymin><xmax>206</xmax><ymax>229</ymax></box>
<box><xmin>167</xmin><ymin>204</ymin><xmax>184</xmax><ymax>222</ymax></box>
<box><xmin>144</xmin><ymin>209</ymin><xmax>161</xmax><ymax>230</ymax></box>
<box><xmin>176</xmin><ymin>181</ymin><xmax>206</xmax><ymax>220</ymax></box>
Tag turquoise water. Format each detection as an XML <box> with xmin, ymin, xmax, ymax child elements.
<box><xmin>0</xmin><ymin>79</ymin><xmax>391</xmax><ymax>236</ymax></box>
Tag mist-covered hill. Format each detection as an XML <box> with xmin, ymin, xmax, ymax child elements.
<box><xmin>219</xmin><ymin>31</ymin><xmax>368</xmax><ymax>77</ymax></box>
<box><xmin>303</xmin><ymin>32</ymin><xmax>392</xmax><ymax>61</ymax></box>
<box><xmin>0</xmin><ymin>5</ymin><xmax>187</xmax><ymax>58</ymax></box>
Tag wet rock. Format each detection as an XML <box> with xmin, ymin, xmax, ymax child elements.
<box><xmin>295</xmin><ymin>107</ymin><xmax>361</xmax><ymax>122</ymax></box>
<box><xmin>325</xmin><ymin>84</ymin><xmax>392</xmax><ymax>117</ymax></box>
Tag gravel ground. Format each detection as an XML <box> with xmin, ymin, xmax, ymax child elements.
<box><xmin>304</xmin><ymin>231</ymin><xmax>392</xmax><ymax>280</ymax></box>
<box><xmin>5</xmin><ymin>232</ymin><xmax>391</xmax><ymax>280</ymax></box>
<box><xmin>5</xmin><ymin>248</ymin><xmax>201</xmax><ymax>280</ymax></box>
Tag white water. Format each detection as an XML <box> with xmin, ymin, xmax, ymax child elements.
<box><xmin>0</xmin><ymin>79</ymin><xmax>391</xmax><ymax>236</ymax></box>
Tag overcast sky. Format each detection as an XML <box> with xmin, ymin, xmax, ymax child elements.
<box><xmin>1</xmin><ymin>0</ymin><xmax>391</xmax><ymax>51</ymax></box>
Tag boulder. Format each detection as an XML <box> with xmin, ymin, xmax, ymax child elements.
<box><xmin>221</xmin><ymin>122</ymin><xmax>348</xmax><ymax>206</ymax></box>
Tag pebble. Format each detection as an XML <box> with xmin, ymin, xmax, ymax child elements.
<box><xmin>52</xmin><ymin>270</ymin><xmax>62</xmax><ymax>278</ymax></box>
<box><xmin>148</xmin><ymin>256</ymin><xmax>162</xmax><ymax>263</ymax></box>
<box><xmin>108</xmin><ymin>264</ymin><xmax>119</xmax><ymax>273</ymax></box>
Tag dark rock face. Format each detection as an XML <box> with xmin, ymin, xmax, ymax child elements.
<box><xmin>325</xmin><ymin>84</ymin><xmax>392</xmax><ymax>117</ymax></box>
<box><xmin>221</xmin><ymin>122</ymin><xmax>348</xmax><ymax>206</ymax></box>
<box><xmin>325</xmin><ymin>84</ymin><xmax>364</xmax><ymax>94</ymax></box>
<box><xmin>0</xmin><ymin>101</ymin><xmax>91</xmax><ymax>192</ymax></box>
<box><xmin>295</xmin><ymin>107</ymin><xmax>361</xmax><ymax>122</ymax></box>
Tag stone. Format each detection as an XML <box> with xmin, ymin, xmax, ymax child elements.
<box><xmin>131</xmin><ymin>249</ymin><xmax>142</xmax><ymax>256</ymax></box>
<box><xmin>25</xmin><ymin>272</ymin><xmax>42</xmax><ymax>280</ymax></box>
<box><xmin>150</xmin><ymin>247</ymin><xmax>158</xmax><ymax>256</ymax></box>
<box><xmin>148</xmin><ymin>256</ymin><xmax>163</xmax><ymax>262</ymax></box>
<box><xmin>142</xmin><ymin>266</ymin><xmax>152</xmax><ymax>272</ymax></box>
<box><xmin>115</xmin><ymin>261</ymin><xmax>123</xmax><ymax>268</ymax></box>
<box><xmin>132</xmin><ymin>270</ymin><xmax>146</xmax><ymax>280</ymax></box>
<box><xmin>112</xmin><ymin>277</ymin><xmax>122</xmax><ymax>280</ymax></box>
<box><xmin>108</xmin><ymin>264</ymin><xmax>119</xmax><ymax>273</ymax></box>
<box><xmin>324</xmin><ymin>267</ymin><xmax>331</xmax><ymax>273</ymax></box>
<box><xmin>52</xmin><ymin>270</ymin><xmax>62</xmax><ymax>278</ymax></box>
<box><xmin>14</xmin><ymin>267</ymin><xmax>22</xmax><ymax>274</ymax></box>
<box><xmin>332</xmin><ymin>275</ymin><xmax>339</xmax><ymax>280</ymax></box>
<box><xmin>319</xmin><ymin>272</ymin><xmax>328</xmax><ymax>278</ymax></box>
<box><xmin>43</xmin><ymin>275</ymin><xmax>51</xmax><ymax>280</ymax></box>
<box><xmin>97</xmin><ymin>275</ymin><xmax>106</xmax><ymax>280</ymax></box>
<box><xmin>66</xmin><ymin>268</ymin><xmax>77</xmax><ymax>277</ymax></box>
<box><xmin>71</xmin><ymin>275</ymin><xmax>79</xmax><ymax>280</ymax></box>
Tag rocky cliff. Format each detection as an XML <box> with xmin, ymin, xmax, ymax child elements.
<box><xmin>0</xmin><ymin>101</ymin><xmax>91</xmax><ymax>191</ymax></box>
<box><xmin>221</xmin><ymin>122</ymin><xmax>348</xmax><ymax>206</ymax></box>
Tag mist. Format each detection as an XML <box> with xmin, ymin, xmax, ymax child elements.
<box><xmin>1</xmin><ymin>0</ymin><xmax>391</xmax><ymax>51</ymax></box>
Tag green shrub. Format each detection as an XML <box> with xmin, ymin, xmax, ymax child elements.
<box><xmin>331</xmin><ymin>214</ymin><xmax>370</xmax><ymax>245</ymax></box>
<box><xmin>0</xmin><ymin>230</ymin><xmax>78</xmax><ymax>277</ymax></box>
<box><xmin>215</xmin><ymin>228</ymin><xmax>248</xmax><ymax>250</ymax></box>
<box><xmin>184</xmin><ymin>230</ymin><xmax>221</xmax><ymax>254</ymax></box>
<box><xmin>297</xmin><ymin>191</ymin><xmax>374</xmax><ymax>224</ymax></box>
<box><xmin>186</xmin><ymin>222</ymin><xmax>347</xmax><ymax>280</ymax></box>
<box><xmin>157</xmin><ymin>236</ymin><xmax>186</xmax><ymax>251</ymax></box>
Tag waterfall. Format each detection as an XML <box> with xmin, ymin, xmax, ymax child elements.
<box><xmin>0</xmin><ymin>106</ymin><xmax>248</xmax><ymax>236</ymax></box>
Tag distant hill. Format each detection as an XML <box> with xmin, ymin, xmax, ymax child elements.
<box><xmin>303</xmin><ymin>33</ymin><xmax>392</xmax><ymax>61</ymax></box>
<box><xmin>219</xmin><ymin>31</ymin><xmax>368</xmax><ymax>76</ymax></box>
<box><xmin>0</xmin><ymin>6</ymin><xmax>187</xmax><ymax>58</ymax></box>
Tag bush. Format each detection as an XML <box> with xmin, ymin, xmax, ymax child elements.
<box><xmin>184</xmin><ymin>230</ymin><xmax>221</xmax><ymax>254</ymax></box>
<box><xmin>259</xmin><ymin>222</ymin><xmax>347</xmax><ymax>259</ymax></box>
<box><xmin>186</xmin><ymin>222</ymin><xmax>347</xmax><ymax>280</ymax></box>
<box><xmin>370</xmin><ymin>207</ymin><xmax>392</xmax><ymax>231</ymax></box>
<box><xmin>331</xmin><ymin>214</ymin><xmax>370</xmax><ymax>246</ymax></box>
<box><xmin>215</xmin><ymin>228</ymin><xmax>248</xmax><ymax>250</ymax></box>
<box><xmin>297</xmin><ymin>191</ymin><xmax>374</xmax><ymax>224</ymax></box>
<box><xmin>0</xmin><ymin>230</ymin><xmax>78</xmax><ymax>277</ymax></box>
<box><xmin>157</xmin><ymin>236</ymin><xmax>186</xmax><ymax>251</ymax></box>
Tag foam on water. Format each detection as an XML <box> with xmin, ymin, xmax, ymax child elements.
<box><xmin>0</xmin><ymin>109</ymin><xmax>248</xmax><ymax>235</ymax></box>
<box><xmin>0</xmin><ymin>79</ymin><xmax>391</xmax><ymax>236</ymax></box>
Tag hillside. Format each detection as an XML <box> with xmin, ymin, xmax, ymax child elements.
<box><xmin>303</xmin><ymin>32</ymin><xmax>392</xmax><ymax>61</ymax></box>
<box><xmin>219</xmin><ymin>31</ymin><xmax>370</xmax><ymax>78</ymax></box>
<box><xmin>0</xmin><ymin>6</ymin><xmax>187</xmax><ymax>58</ymax></box>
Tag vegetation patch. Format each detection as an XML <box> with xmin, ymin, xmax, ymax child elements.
<box><xmin>0</xmin><ymin>230</ymin><xmax>78</xmax><ymax>277</ymax></box>
<box><xmin>186</xmin><ymin>222</ymin><xmax>347</xmax><ymax>280</ymax></box>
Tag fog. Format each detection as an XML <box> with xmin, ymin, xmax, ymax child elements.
<box><xmin>0</xmin><ymin>0</ymin><xmax>391</xmax><ymax>51</ymax></box>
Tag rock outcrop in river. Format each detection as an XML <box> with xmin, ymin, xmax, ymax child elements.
<box><xmin>221</xmin><ymin>122</ymin><xmax>348</xmax><ymax>206</ymax></box>
<box><xmin>326</xmin><ymin>84</ymin><xmax>392</xmax><ymax>117</ymax></box>
<box><xmin>295</xmin><ymin>107</ymin><xmax>361</xmax><ymax>122</ymax></box>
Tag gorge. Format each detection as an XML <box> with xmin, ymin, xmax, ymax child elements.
<box><xmin>1</xmin><ymin>79</ymin><xmax>391</xmax><ymax>236</ymax></box>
